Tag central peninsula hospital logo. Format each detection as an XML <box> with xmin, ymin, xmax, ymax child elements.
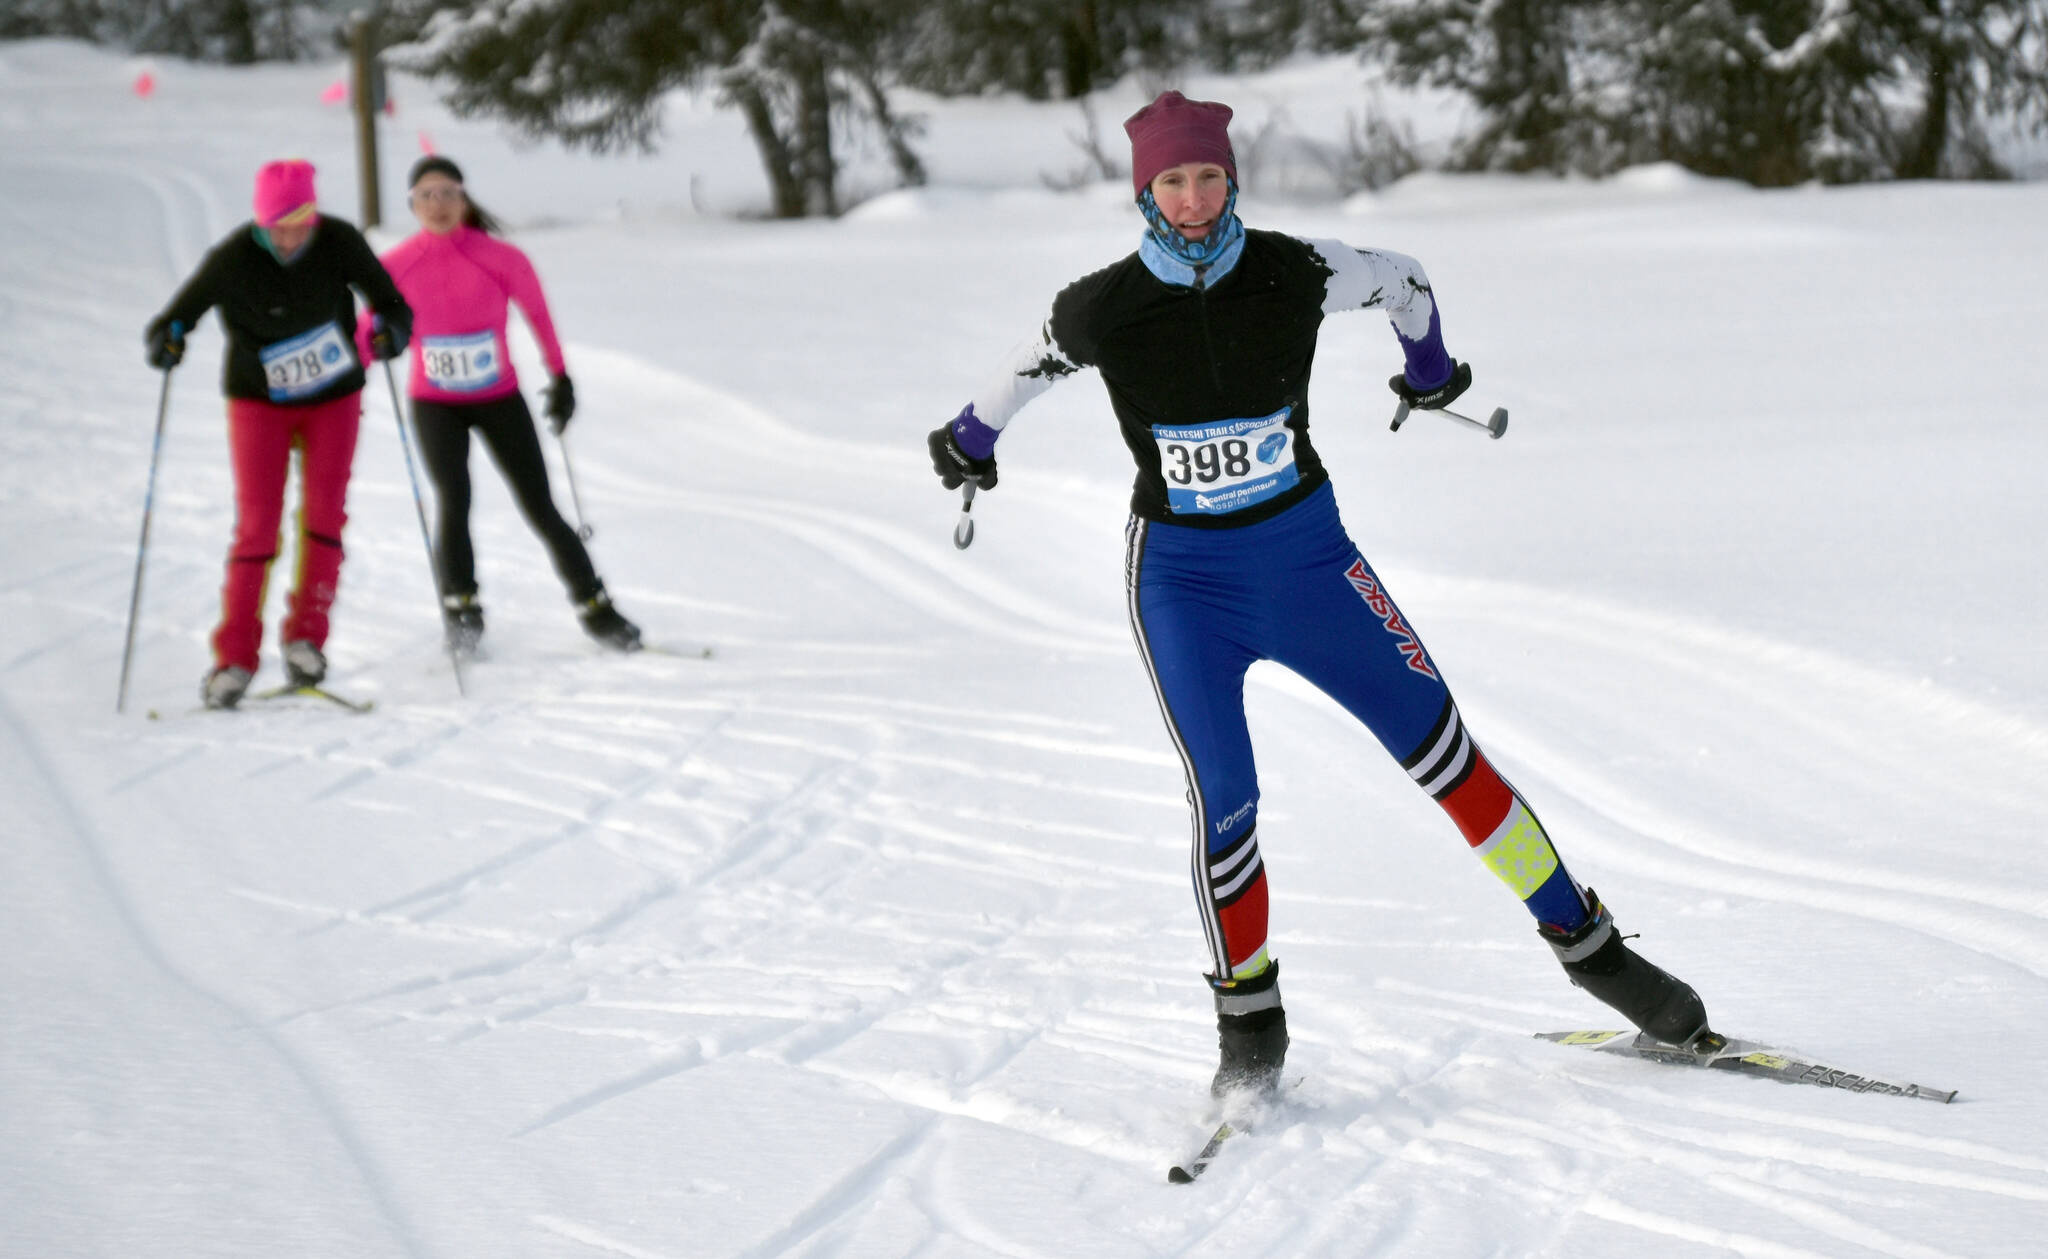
<box><xmin>1343</xmin><ymin>559</ymin><xmax>1436</xmax><ymax>678</ymax></box>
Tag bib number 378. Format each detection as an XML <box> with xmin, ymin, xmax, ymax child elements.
<box><xmin>259</xmin><ymin>321</ymin><xmax>355</xmax><ymax>402</ymax></box>
<box><xmin>1153</xmin><ymin>407</ymin><xmax>1298</xmax><ymax>516</ymax></box>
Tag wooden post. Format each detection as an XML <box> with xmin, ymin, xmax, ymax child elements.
<box><xmin>349</xmin><ymin>11</ymin><xmax>380</xmax><ymax>229</ymax></box>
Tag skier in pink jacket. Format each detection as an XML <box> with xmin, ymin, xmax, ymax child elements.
<box><xmin>373</xmin><ymin>155</ymin><xmax>640</xmax><ymax>654</ymax></box>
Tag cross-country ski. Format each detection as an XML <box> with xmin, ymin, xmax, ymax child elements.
<box><xmin>1538</xmin><ymin>1030</ymin><xmax>1957</xmax><ymax>1103</ymax></box>
<box><xmin>248</xmin><ymin>683</ymin><xmax>377</xmax><ymax>714</ymax></box>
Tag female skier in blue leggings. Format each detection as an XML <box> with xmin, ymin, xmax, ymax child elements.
<box><xmin>927</xmin><ymin>90</ymin><xmax>1711</xmax><ymax>1097</ymax></box>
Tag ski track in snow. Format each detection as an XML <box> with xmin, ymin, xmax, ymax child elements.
<box><xmin>23</xmin><ymin>341</ymin><xmax>2048</xmax><ymax>1259</ymax></box>
<box><xmin>75</xmin><ymin>340</ymin><xmax>2034</xmax><ymax>1259</ymax></box>
<box><xmin>28</xmin><ymin>353</ymin><xmax>2048</xmax><ymax>1258</ymax></box>
<box><xmin>1404</xmin><ymin>579</ymin><xmax>2048</xmax><ymax>979</ymax></box>
<box><xmin>7</xmin><ymin>45</ymin><xmax>2047</xmax><ymax>1258</ymax></box>
<box><xmin>0</xmin><ymin>693</ymin><xmax>432</xmax><ymax>1259</ymax></box>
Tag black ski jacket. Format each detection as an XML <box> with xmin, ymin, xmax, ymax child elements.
<box><xmin>148</xmin><ymin>218</ymin><xmax>410</xmax><ymax>407</ymax></box>
<box><xmin>1047</xmin><ymin>231</ymin><xmax>1334</xmax><ymax>527</ymax></box>
<box><xmin>965</xmin><ymin>229</ymin><xmax>1448</xmax><ymax>529</ymax></box>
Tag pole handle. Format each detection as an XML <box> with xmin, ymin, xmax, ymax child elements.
<box><xmin>952</xmin><ymin>480</ymin><xmax>977</xmax><ymax>550</ymax></box>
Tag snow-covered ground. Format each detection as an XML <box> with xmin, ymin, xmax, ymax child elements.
<box><xmin>5</xmin><ymin>39</ymin><xmax>2047</xmax><ymax>1259</ymax></box>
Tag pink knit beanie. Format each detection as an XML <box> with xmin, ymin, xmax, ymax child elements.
<box><xmin>1123</xmin><ymin>91</ymin><xmax>1236</xmax><ymax>199</ymax></box>
<box><xmin>253</xmin><ymin>159</ymin><xmax>318</xmax><ymax>228</ymax></box>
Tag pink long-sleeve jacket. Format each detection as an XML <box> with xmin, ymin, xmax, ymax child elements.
<box><xmin>372</xmin><ymin>225</ymin><xmax>567</xmax><ymax>405</ymax></box>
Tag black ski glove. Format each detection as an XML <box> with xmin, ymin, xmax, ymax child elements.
<box><xmin>544</xmin><ymin>374</ymin><xmax>575</xmax><ymax>433</ymax></box>
<box><xmin>145</xmin><ymin>317</ymin><xmax>184</xmax><ymax>370</ymax></box>
<box><xmin>1389</xmin><ymin>359</ymin><xmax>1472</xmax><ymax>410</ymax></box>
<box><xmin>369</xmin><ymin>313</ymin><xmax>411</xmax><ymax>361</ymax></box>
<box><xmin>928</xmin><ymin>425</ymin><xmax>997</xmax><ymax>491</ymax></box>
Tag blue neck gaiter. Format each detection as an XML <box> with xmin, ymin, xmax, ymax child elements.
<box><xmin>1137</xmin><ymin>184</ymin><xmax>1245</xmax><ymax>287</ymax></box>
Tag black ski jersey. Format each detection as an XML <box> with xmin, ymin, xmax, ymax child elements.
<box><xmin>968</xmin><ymin>228</ymin><xmax>1447</xmax><ymax>528</ymax></box>
<box><xmin>149</xmin><ymin>217</ymin><xmax>410</xmax><ymax>407</ymax></box>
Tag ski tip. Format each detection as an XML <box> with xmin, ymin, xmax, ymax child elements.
<box><xmin>1166</xmin><ymin>1165</ymin><xmax>1197</xmax><ymax>1184</ymax></box>
<box><xmin>146</xmin><ymin>708</ymin><xmax>161</xmax><ymax>721</ymax></box>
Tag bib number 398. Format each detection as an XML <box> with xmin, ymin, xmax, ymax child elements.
<box><xmin>260</xmin><ymin>321</ymin><xmax>355</xmax><ymax>402</ymax></box>
<box><xmin>1153</xmin><ymin>407</ymin><xmax>1298</xmax><ymax>516</ymax></box>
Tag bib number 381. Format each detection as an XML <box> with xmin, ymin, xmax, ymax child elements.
<box><xmin>421</xmin><ymin>330</ymin><xmax>502</xmax><ymax>393</ymax></box>
<box><xmin>1153</xmin><ymin>406</ymin><xmax>1298</xmax><ymax>516</ymax></box>
<box><xmin>259</xmin><ymin>321</ymin><xmax>355</xmax><ymax>402</ymax></box>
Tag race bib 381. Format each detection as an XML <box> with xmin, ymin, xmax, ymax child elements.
<box><xmin>420</xmin><ymin>330</ymin><xmax>503</xmax><ymax>393</ymax></box>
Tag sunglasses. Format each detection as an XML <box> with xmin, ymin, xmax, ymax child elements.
<box><xmin>410</xmin><ymin>185</ymin><xmax>464</xmax><ymax>205</ymax></box>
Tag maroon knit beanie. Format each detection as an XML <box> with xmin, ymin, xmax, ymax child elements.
<box><xmin>1124</xmin><ymin>91</ymin><xmax>1236</xmax><ymax>199</ymax></box>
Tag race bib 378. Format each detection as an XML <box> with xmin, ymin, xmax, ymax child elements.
<box><xmin>260</xmin><ymin>321</ymin><xmax>354</xmax><ymax>401</ymax></box>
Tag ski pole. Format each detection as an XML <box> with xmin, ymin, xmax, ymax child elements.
<box><xmin>952</xmin><ymin>480</ymin><xmax>977</xmax><ymax>550</ymax></box>
<box><xmin>116</xmin><ymin>327</ymin><xmax>179</xmax><ymax>714</ymax></box>
<box><xmin>555</xmin><ymin>430</ymin><xmax>595</xmax><ymax>541</ymax></box>
<box><xmin>1389</xmin><ymin>399</ymin><xmax>1509</xmax><ymax>439</ymax></box>
<box><xmin>382</xmin><ymin>355</ymin><xmax>467</xmax><ymax>698</ymax></box>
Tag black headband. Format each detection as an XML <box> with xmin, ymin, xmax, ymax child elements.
<box><xmin>408</xmin><ymin>155</ymin><xmax>465</xmax><ymax>188</ymax></box>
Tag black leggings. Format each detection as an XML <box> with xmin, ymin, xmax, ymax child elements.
<box><xmin>412</xmin><ymin>393</ymin><xmax>599</xmax><ymax>603</ymax></box>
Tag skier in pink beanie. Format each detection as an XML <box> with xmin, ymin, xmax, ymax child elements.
<box><xmin>253</xmin><ymin>158</ymin><xmax>319</xmax><ymax>227</ymax></box>
<box><xmin>926</xmin><ymin>89</ymin><xmax>1711</xmax><ymax>1106</ymax></box>
<box><xmin>143</xmin><ymin>159</ymin><xmax>411</xmax><ymax>708</ymax></box>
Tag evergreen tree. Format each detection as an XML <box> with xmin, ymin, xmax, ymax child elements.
<box><xmin>1372</xmin><ymin>0</ymin><xmax>2048</xmax><ymax>184</ymax></box>
<box><xmin>1195</xmin><ymin>0</ymin><xmax>1369</xmax><ymax>72</ymax></box>
<box><xmin>1627</xmin><ymin>0</ymin><xmax>1899</xmax><ymax>185</ymax></box>
<box><xmin>889</xmin><ymin>0</ymin><xmax>1207</xmax><ymax>100</ymax></box>
<box><xmin>1372</xmin><ymin>0</ymin><xmax>1598</xmax><ymax>173</ymax></box>
<box><xmin>1</xmin><ymin>1</ymin><xmax>117</xmax><ymax>42</ymax></box>
<box><xmin>385</xmin><ymin>0</ymin><xmax>920</xmax><ymax>217</ymax></box>
<box><xmin>3</xmin><ymin>0</ymin><xmax>319</xmax><ymax>61</ymax></box>
<box><xmin>1887</xmin><ymin>0</ymin><xmax>2048</xmax><ymax>178</ymax></box>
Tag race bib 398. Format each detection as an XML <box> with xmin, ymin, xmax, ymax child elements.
<box><xmin>1152</xmin><ymin>406</ymin><xmax>1297</xmax><ymax>516</ymax></box>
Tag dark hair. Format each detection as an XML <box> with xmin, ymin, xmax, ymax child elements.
<box><xmin>406</xmin><ymin>154</ymin><xmax>502</xmax><ymax>235</ymax></box>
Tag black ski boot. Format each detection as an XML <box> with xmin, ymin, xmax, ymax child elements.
<box><xmin>442</xmin><ymin>591</ymin><xmax>484</xmax><ymax>656</ymax></box>
<box><xmin>282</xmin><ymin>639</ymin><xmax>326</xmax><ymax>687</ymax></box>
<box><xmin>577</xmin><ymin>584</ymin><xmax>642</xmax><ymax>652</ymax></box>
<box><xmin>1539</xmin><ymin>890</ymin><xmax>1709</xmax><ymax>1047</ymax></box>
<box><xmin>1208</xmin><ymin>962</ymin><xmax>1288</xmax><ymax>1098</ymax></box>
